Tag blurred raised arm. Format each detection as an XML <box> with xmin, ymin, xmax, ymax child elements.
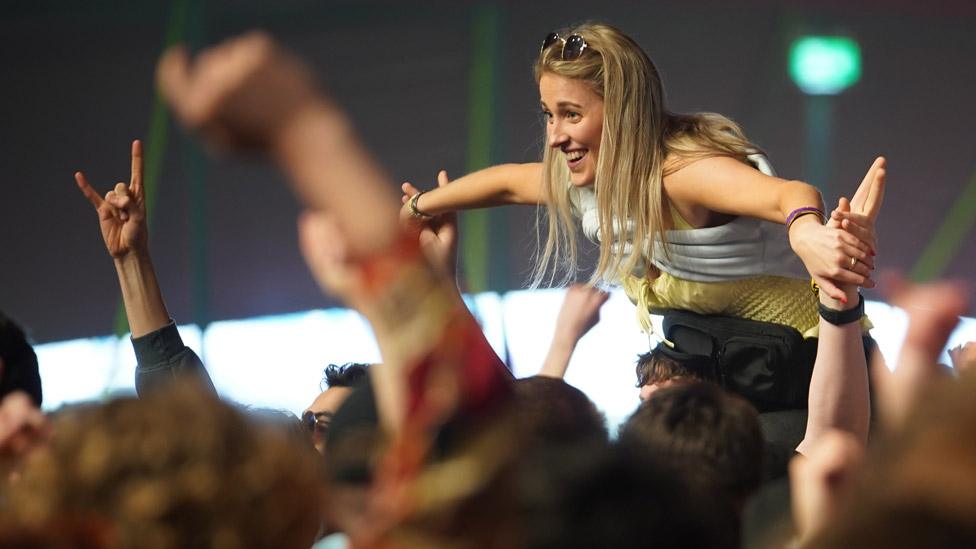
<box><xmin>538</xmin><ymin>285</ymin><xmax>610</xmax><ymax>379</ymax></box>
<box><xmin>157</xmin><ymin>32</ymin><xmax>399</xmax><ymax>259</ymax></box>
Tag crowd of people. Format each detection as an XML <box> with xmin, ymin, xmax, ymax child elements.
<box><xmin>1</xmin><ymin>22</ymin><xmax>975</xmax><ymax>549</ymax></box>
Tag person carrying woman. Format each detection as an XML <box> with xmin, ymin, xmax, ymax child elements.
<box><xmin>401</xmin><ymin>23</ymin><xmax>883</xmax><ymax>410</ymax></box>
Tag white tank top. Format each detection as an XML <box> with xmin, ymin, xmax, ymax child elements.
<box><xmin>570</xmin><ymin>153</ymin><xmax>808</xmax><ymax>282</ymax></box>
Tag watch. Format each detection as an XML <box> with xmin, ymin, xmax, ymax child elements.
<box><xmin>818</xmin><ymin>294</ymin><xmax>864</xmax><ymax>326</ymax></box>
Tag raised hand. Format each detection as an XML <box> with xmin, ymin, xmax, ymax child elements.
<box><xmin>871</xmin><ymin>273</ymin><xmax>970</xmax><ymax>429</ymax></box>
<box><xmin>158</xmin><ymin>32</ymin><xmax>400</xmax><ymax>258</ymax></box>
<box><xmin>539</xmin><ymin>284</ymin><xmax>611</xmax><ymax>379</ymax></box>
<box><xmin>949</xmin><ymin>341</ymin><xmax>976</xmax><ymax>375</ymax></box>
<box><xmin>156</xmin><ymin>31</ymin><xmax>327</xmax><ymax>152</ymax></box>
<box><xmin>297</xmin><ymin>211</ymin><xmax>370</xmax><ymax>313</ymax></box>
<box><xmin>824</xmin><ymin>156</ymin><xmax>886</xmax><ymax>267</ymax></box>
<box><xmin>400</xmin><ymin>181</ymin><xmax>421</xmax><ymax>206</ymax></box>
<box><xmin>554</xmin><ymin>285</ymin><xmax>611</xmax><ymax>345</ymax></box>
<box><xmin>848</xmin><ymin>156</ymin><xmax>886</xmax><ymax>219</ymax></box>
<box><xmin>0</xmin><ymin>391</ymin><xmax>50</xmax><ymax>482</ymax></box>
<box><xmin>75</xmin><ymin>140</ymin><xmax>148</xmax><ymax>259</ymax></box>
<box><xmin>399</xmin><ymin>179</ymin><xmax>428</xmax><ymax>227</ymax></box>
<box><xmin>790</xmin><ymin>429</ymin><xmax>865</xmax><ymax>544</ymax></box>
<box><xmin>417</xmin><ymin>171</ymin><xmax>458</xmax><ymax>278</ymax></box>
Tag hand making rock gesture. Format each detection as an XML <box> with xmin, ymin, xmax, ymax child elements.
<box><xmin>74</xmin><ymin>140</ymin><xmax>148</xmax><ymax>259</ymax></box>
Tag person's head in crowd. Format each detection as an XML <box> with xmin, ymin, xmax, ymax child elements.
<box><xmin>635</xmin><ymin>344</ymin><xmax>714</xmax><ymax>401</ymax></box>
<box><xmin>3</xmin><ymin>382</ymin><xmax>325</xmax><ymax>549</ymax></box>
<box><xmin>619</xmin><ymin>382</ymin><xmax>764</xmax><ymax>509</ymax></box>
<box><xmin>304</xmin><ymin>362</ymin><xmax>370</xmax><ymax>452</ymax></box>
<box><xmin>321</xmin><ymin>379</ymin><xmax>383</xmax><ymax>541</ymax></box>
<box><xmin>0</xmin><ymin>310</ymin><xmax>42</xmax><ymax>407</ymax></box>
<box><xmin>247</xmin><ymin>406</ymin><xmax>310</xmax><ymax>447</ymax></box>
<box><xmin>518</xmin><ymin>442</ymin><xmax>738</xmax><ymax>549</ymax></box>
<box><xmin>514</xmin><ymin>376</ymin><xmax>608</xmax><ymax>447</ymax></box>
<box><xmin>808</xmin><ymin>373</ymin><xmax>976</xmax><ymax>548</ymax></box>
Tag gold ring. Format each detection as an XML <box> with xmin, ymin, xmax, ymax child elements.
<box><xmin>849</xmin><ymin>256</ymin><xmax>858</xmax><ymax>268</ymax></box>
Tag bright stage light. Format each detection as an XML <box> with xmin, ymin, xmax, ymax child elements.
<box><xmin>790</xmin><ymin>36</ymin><xmax>861</xmax><ymax>95</ymax></box>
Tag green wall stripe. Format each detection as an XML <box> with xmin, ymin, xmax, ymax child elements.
<box><xmin>184</xmin><ymin>0</ymin><xmax>210</xmax><ymax>331</ymax></box>
<box><xmin>187</xmin><ymin>137</ymin><xmax>210</xmax><ymax>331</ymax></box>
<box><xmin>111</xmin><ymin>0</ymin><xmax>188</xmax><ymax>337</ymax></box>
<box><xmin>909</xmin><ymin>169</ymin><xmax>976</xmax><ymax>282</ymax></box>
<box><xmin>462</xmin><ymin>4</ymin><xmax>500</xmax><ymax>294</ymax></box>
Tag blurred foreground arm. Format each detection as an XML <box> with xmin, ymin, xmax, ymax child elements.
<box><xmin>872</xmin><ymin>275</ymin><xmax>969</xmax><ymax>430</ymax></box>
<box><xmin>157</xmin><ymin>32</ymin><xmax>399</xmax><ymax>259</ymax></box>
<box><xmin>158</xmin><ymin>32</ymin><xmax>511</xmax><ymax>423</ymax></box>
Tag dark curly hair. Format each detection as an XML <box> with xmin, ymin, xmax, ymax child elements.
<box><xmin>322</xmin><ymin>362</ymin><xmax>370</xmax><ymax>390</ymax></box>
<box><xmin>619</xmin><ymin>382</ymin><xmax>763</xmax><ymax>504</ymax></box>
<box><xmin>4</xmin><ymin>382</ymin><xmax>325</xmax><ymax>549</ymax></box>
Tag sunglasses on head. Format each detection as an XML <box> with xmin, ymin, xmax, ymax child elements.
<box><xmin>541</xmin><ymin>32</ymin><xmax>589</xmax><ymax>60</ymax></box>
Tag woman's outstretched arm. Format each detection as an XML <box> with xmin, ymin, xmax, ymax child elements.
<box><xmin>400</xmin><ymin>162</ymin><xmax>544</xmax><ymax>218</ymax></box>
<box><xmin>664</xmin><ymin>155</ymin><xmax>885</xmax><ymax>300</ymax></box>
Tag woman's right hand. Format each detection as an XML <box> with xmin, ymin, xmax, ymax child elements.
<box><xmin>75</xmin><ymin>140</ymin><xmax>148</xmax><ymax>260</ymax></box>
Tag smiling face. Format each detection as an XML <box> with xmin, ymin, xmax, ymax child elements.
<box><xmin>539</xmin><ymin>73</ymin><xmax>604</xmax><ymax>187</ymax></box>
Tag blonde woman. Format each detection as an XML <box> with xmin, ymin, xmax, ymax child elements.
<box><xmin>402</xmin><ymin>24</ymin><xmax>881</xmax><ymax>403</ymax></box>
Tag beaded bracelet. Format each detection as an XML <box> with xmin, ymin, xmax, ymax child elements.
<box><xmin>785</xmin><ymin>206</ymin><xmax>825</xmax><ymax>231</ymax></box>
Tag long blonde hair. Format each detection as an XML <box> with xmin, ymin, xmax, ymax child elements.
<box><xmin>531</xmin><ymin>23</ymin><xmax>760</xmax><ymax>287</ymax></box>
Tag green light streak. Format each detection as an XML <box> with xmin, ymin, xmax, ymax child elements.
<box><xmin>112</xmin><ymin>0</ymin><xmax>188</xmax><ymax>337</ymax></box>
<box><xmin>910</xmin><ymin>170</ymin><xmax>976</xmax><ymax>282</ymax></box>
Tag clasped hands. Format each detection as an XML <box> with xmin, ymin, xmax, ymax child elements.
<box><xmin>791</xmin><ymin>157</ymin><xmax>886</xmax><ymax>303</ymax></box>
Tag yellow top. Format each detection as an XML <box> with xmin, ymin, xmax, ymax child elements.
<box><xmin>620</xmin><ymin>206</ymin><xmax>871</xmax><ymax>339</ymax></box>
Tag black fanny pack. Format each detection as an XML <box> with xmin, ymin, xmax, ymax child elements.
<box><xmin>659</xmin><ymin>309</ymin><xmax>816</xmax><ymax>412</ymax></box>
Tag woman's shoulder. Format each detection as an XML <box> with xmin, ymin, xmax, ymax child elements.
<box><xmin>662</xmin><ymin>154</ymin><xmax>759</xmax><ymax>228</ymax></box>
<box><xmin>662</xmin><ymin>154</ymin><xmax>755</xmax><ymax>194</ymax></box>
<box><xmin>664</xmin><ymin>152</ymin><xmax>753</xmax><ymax>176</ymax></box>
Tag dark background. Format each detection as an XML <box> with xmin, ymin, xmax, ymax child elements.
<box><xmin>2</xmin><ymin>0</ymin><xmax>974</xmax><ymax>343</ymax></box>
